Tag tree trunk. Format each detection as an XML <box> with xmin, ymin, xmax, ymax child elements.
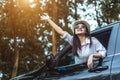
<box><xmin>52</xmin><ymin>1</ymin><xmax>57</xmax><ymax>56</ymax></box>
<box><xmin>11</xmin><ymin>16</ymin><xmax>20</xmax><ymax>78</ymax></box>
<box><xmin>74</xmin><ymin>0</ymin><xmax>78</xmax><ymax>20</ymax></box>
<box><xmin>10</xmin><ymin>0</ymin><xmax>19</xmax><ymax>78</ymax></box>
<box><xmin>11</xmin><ymin>44</ymin><xmax>19</xmax><ymax>78</ymax></box>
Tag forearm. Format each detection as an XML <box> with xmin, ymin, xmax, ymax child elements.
<box><xmin>47</xmin><ymin>19</ymin><xmax>65</xmax><ymax>36</ymax></box>
<box><xmin>87</xmin><ymin>53</ymin><xmax>103</xmax><ymax>69</ymax></box>
<box><xmin>90</xmin><ymin>53</ymin><xmax>103</xmax><ymax>58</ymax></box>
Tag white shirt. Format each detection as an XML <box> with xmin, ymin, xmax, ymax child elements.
<box><xmin>61</xmin><ymin>32</ymin><xmax>106</xmax><ymax>64</ymax></box>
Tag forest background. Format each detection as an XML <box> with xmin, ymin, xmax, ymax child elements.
<box><xmin>0</xmin><ymin>0</ymin><xmax>120</xmax><ymax>79</ymax></box>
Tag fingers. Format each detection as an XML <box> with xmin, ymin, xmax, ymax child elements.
<box><xmin>43</xmin><ymin>13</ymin><xmax>48</xmax><ymax>16</ymax></box>
<box><xmin>40</xmin><ymin>13</ymin><xmax>50</xmax><ymax>20</ymax></box>
<box><xmin>87</xmin><ymin>61</ymin><xmax>93</xmax><ymax>69</ymax></box>
<box><xmin>40</xmin><ymin>16</ymin><xmax>46</xmax><ymax>20</ymax></box>
<box><xmin>87</xmin><ymin>55</ymin><xmax>93</xmax><ymax>69</ymax></box>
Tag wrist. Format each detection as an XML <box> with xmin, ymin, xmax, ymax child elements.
<box><xmin>47</xmin><ymin>18</ymin><xmax>51</xmax><ymax>21</ymax></box>
<box><xmin>47</xmin><ymin>17</ymin><xmax>52</xmax><ymax>22</ymax></box>
<box><xmin>89</xmin><ymin>54</ymin><xmax>94</xmax><ymax>58</ymax></box>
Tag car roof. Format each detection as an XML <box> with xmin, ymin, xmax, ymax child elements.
<box><xmin>91</xmin><ymin>21</ymin><xmax>120</xmax><ymax>34</ymax></box>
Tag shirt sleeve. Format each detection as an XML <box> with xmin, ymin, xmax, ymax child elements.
<box><xmin>93</xmin><ymin>37</ymin><xmax>106</xmax><ymax>57</ymax></box>
<box><xmin>60</xmin><ymin>31</ymin><xmax>73</xmax><ymax>45</ymax></box>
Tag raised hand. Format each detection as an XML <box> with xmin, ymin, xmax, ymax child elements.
<box><xmin>40</xmin><ymin>14</ymin><xmax>50</xmax><ymax>21</ymax></box>
<box><xmin>40</xmin><ymin>13</ymin><xmax>65</xmax><ymax>36</ymax></box>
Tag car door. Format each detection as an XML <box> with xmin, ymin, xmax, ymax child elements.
<box><xmin>78</xmin><ymin>23</ymin><xmax>119</xmax><ymax>80</ymax></box>
<box><xmin>110</xmin><ymin>22</ymin><xmax>120</xmax><ymax>80</ymax></box>
<box><xmin>54</xmin><ymin>23</ymin><xmax>119</xmax><ymax>80</ymax></box>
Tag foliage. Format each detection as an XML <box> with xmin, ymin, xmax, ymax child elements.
<box><xmin>0</xmin><ymin>0</ymin><xmax>120</xmax><ymax>79</ymax></box>
<box><xmin>0</xmin><ymin>0</ymin><xmax>46</xmax><ymax>79</ymax></box>
<box><xmin>100</xmin><ymin>0</ymin><xmax>120</xmax><ymax>24</ymax></box>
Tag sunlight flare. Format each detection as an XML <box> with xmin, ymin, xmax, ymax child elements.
<box><xmin>29</xmin><ymin>0</ymin><xmax>34</xmax><ymax>3</ymax></box>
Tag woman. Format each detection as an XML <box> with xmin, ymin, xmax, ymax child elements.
<box><xmin>40</xmin><ymin>14</ymin><xmax>106</xmax><ymax>69</ymax></box>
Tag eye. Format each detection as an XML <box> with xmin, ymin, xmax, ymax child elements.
<box><xmin>74</xmin><ymin>25</ymin><xmax>79</xmax><ymax>29</ymax></box>
<box><xmin>81</xmin><ymin>24</ymin><xmax>86</xmax><ymax>28</ymax></box>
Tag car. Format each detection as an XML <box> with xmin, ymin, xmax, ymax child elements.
<box><xmin>11</xmin><ymin>21</ymin><xmax>120</xmax><ymax>80</ymax></box>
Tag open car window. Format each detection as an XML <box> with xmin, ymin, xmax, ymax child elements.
<box><xmin>91</xmin><ymin>27</ymin><xmax>112</xmax><ymax>50</ymax></box>
<box><xmin>56</xmin><ymin>27</ymin><xmax>112</xmax><ymax>67</ymax></box>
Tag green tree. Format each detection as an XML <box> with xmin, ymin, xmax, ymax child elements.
<box><xmin>0</xmin><ymin>0</ymin><xmax>46</xmax><ymax>79</ymax></box>
<box><xmin>0</xmin><ymin>0</ymin><xmax>120</xmax><ymax>79</ymax></box>
<box><xmin>100</xmin><ymin>0</ymin><xmax>120</xmax><ymax>24</ymax></box>
<box><xmin>86</xmin><ymin>0</ymin><xmax>120</xmax><ymax>27</ymax></box>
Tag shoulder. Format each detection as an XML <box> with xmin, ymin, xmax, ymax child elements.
<box><xmin>91</xmin><ymin>37</ymin><xmax>100</xmax><ymax>43</ymax></box>
<box><xmin>91</xmin><ymin>37</ymin><xmax>97</xmax><ymax>40</ymax></box>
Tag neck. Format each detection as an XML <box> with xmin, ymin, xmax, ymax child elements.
<box><xmin>78</xmin><ymin>35</ymin><xmax>86</xmax><ymax>44</ymax></box>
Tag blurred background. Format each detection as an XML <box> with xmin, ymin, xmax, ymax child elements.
<box><xmin>0</xmin><ymin>0</ymin><xmax>120</xmax><ymax>79</ymax></box>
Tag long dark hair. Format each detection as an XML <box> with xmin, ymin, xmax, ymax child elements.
<box><xmin>72</xmin><ymin>24</ymin><xmax>92</xmax><ymax>56</ymax></box>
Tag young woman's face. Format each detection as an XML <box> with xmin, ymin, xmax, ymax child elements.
<box><xmin>74</xmin><ymin>24</ymin><xmax>87</xmax><ymax>35</ymax></box>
